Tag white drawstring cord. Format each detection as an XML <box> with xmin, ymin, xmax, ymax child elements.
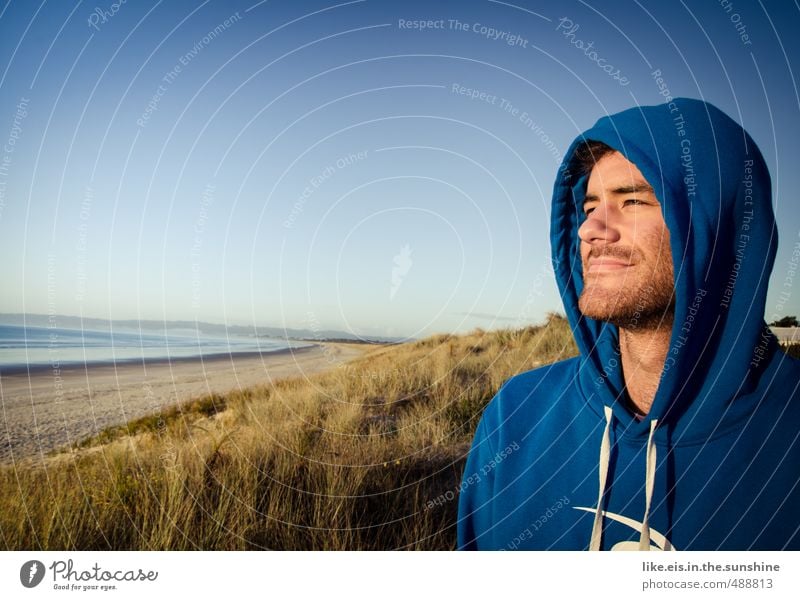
<box><xmin>639</xmin><ymin>418</ymin><xmax>659</xmax><ymax>551</ymax></box>
<box><xmin>589</xmin><ymin>405</ymin><xmax>614</xmax><ymax>551</ymax></box>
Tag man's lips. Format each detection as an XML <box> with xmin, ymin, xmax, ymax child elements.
<box><xmin>585</xmin><ymin>257</ymin><xmax>633</xmax><ymax>273</ymax></box>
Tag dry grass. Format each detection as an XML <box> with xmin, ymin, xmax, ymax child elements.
<box><xmin>0</xmin><ymin>315</ymin><xmax>576</xmax><ymax>550</ymax></box>
<box><xmin>782</xmin><ymin>343</ymin><xmax>800</xmax><ymax>360</ymax></box>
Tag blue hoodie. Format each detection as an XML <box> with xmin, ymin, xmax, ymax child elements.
<box><xmin>457</xmin><ymin>98</ymin><xmax>800</xmax><ymax>550</ymax></box>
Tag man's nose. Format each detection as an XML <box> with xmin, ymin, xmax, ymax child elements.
<box><xmin>578</xmin><ymin>204</ymin><xmax>622</xmax><ymax>245</ymax></box>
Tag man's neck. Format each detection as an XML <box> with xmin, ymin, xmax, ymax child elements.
<box><xmin>618</xmin><ymin>317</ymin><xmax>673</xmax><ymax>416</ymax></box>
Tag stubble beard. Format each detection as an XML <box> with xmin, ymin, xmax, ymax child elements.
<box><xmin>578</xmin><ymin>245</ymin><xmax>675</xmax><ymax>330</ymax></box>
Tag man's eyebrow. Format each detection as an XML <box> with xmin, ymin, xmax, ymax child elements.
<box><xmin>611</xmin><ymin>183</ymin><xmax>655</xmax><ymax>195</ymax></box>
<box><xmin>582</xmin><ymin>182</ymin><xmax>655</xmax><ymax>204</ymax></box>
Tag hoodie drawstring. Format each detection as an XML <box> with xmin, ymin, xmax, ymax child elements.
<box><xmin>639</xmin><ymin>418</ymin><xmax>659</xmax><ymax>550</ymax></box>
<box><xmin>589</xmin><ymin>405</ymin><xmax>659</xmax><ymax>551</ymax></box>
<box><xmin>589</xmin><ymin>405</ymin><xmax>613</xmax><ymax>551</ymax></box>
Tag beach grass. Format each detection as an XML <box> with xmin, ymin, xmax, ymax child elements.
<box><xmin>0</xmin><ymin>314</ymin><xmax>577</xmax><ymax>550</ymax></box>
<box><xmin>783</xmin><ymin>343</ymin><xmax>800</xmax><ymax>360</ymax></box>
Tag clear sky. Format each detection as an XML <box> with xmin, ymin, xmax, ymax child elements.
<box><xmin>1</xmin><ymin>0</ymin><xmax>799</xmax><ymax>339</ymax></box>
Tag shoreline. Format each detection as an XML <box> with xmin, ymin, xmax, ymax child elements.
<box><xmin>0</xmin><ymin>343</ymin><xmax>317</xmax><ymax>376</ymax></box>
<box><xmin>0</xmin><ymin>342</ymin><xmax>373</xmax><ymax>464</ymax></box>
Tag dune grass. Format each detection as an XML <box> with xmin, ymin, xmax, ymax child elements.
<box><xmin>783</xmin><ymin>343</ymin><xmax>800</xmax><ymax>360</ymax></box>
<box><xmin>0</xmin><ymin>314</ymin><xmax>577</xmax><ymax>550</ymax></box>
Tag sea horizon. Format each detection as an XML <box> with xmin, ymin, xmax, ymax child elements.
<box><xmin>0</xmin><ymin>324</ymin><xmax>313</xmax><ymax>374</ymax></box>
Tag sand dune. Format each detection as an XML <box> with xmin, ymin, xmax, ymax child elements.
<box><xmin>0</xmin><ymin>343</ymin><xmax>371</xmax><ymax>463</ymax></box>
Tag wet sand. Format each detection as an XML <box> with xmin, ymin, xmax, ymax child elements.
<box><xmin>0</xmin><ymin>343</ymin><xmax>372</xmax><ymax>463</ymax></box>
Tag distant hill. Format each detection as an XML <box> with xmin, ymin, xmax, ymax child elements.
<box><xmin>0</xmin><ymin>313</ymin><xmax>408</xmax><ymax>344</ymax></box>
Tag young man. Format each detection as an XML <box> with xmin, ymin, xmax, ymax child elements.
<box><xmin>457</xmin><ymin>98</ymin><xmax>800</xmax><ymax>550</ymax></box>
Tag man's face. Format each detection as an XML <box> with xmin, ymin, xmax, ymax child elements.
<box><xmin>577</xmin><ymin>151</ymin><xmax>675</xmax><ymax>328</ymax></box>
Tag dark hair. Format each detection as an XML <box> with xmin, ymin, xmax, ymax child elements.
<box><xmin>572</xmin><ymin>139</ymin><xmax>615</xmax><ymax>176</ymax></box>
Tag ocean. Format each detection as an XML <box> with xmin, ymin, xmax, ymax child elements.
<box><xmin>0</xmin><ymin>324</ymin><xmax>309</xmax><ymax>373</ymax></box>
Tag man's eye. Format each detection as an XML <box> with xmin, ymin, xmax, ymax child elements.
<box><xmin>624</xmin><ymin>198</ymin><xmax>645</xmax><ymax>207</ymax></box>
<box><xmin>583</xmin><ymin>206</ymin><xmax>596</xmax><ymax>216</ymax></box>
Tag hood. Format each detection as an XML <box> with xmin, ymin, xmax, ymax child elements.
<box><xmin>551</xmin><ymin>98</ymin><xmax>778</xmax><ymax>445</ymax></box>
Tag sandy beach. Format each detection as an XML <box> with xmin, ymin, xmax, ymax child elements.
<box><xmin>0</xmin><ymin>342</ymin><xmax>372</xmax><ymax>464</ymax></box>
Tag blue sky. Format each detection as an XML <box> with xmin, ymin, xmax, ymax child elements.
<box><xmin>1</xmin><ymin>0</ymin><xmax>799</xmax><ymax>338</ymax></box>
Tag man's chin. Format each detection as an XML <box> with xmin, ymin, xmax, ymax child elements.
<box><xmin>578</xmin><ymin>286</ymin><xmax>641</xmax><ymax>324</ymax></box>
<box><xmin>578</xmin><ymin>288</ymin><xmax>675</xmax><ymax>329</ymax></box>
<box><xmin>578</xmin><ymin>304</ymin><xmax>628</xmax><ymax>324</ymax></box>
<box><xmin>579</xmin><ymin>285</ymin><xmax>618</xmax><ymax>313</ymax></box>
